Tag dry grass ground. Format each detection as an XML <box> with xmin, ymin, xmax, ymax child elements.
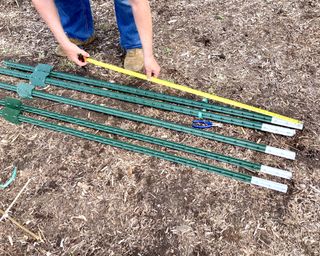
<box><xmin>0</xmin><ymin>0</ymin><xmax>319</xmax><ymax>255</ymax></box>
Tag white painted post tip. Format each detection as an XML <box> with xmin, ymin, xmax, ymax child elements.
<box><xmin>265</xmin><ymin>146</ymin><xmax>296</xmax><ymax>160</ymax></box>
<box><xmin>271</xmin><ymin>117</ymin><xmax>304</xmax><ymax>130</ymax></box>
<box><xmin>260</xmin><ymin>165</ymin><xmax>292</xmax><ymax>179</ymax></box>
<box><xmin>251</xmin><ymin>177</ymin><xmax>288</xmax><ymax>193</ymax></box>
<box><xmin>261</xmin><ymin>123</ymin><xmax>296</xmax><ymax>137</ymax></box>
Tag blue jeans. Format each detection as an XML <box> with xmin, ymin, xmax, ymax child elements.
<box><xmin>54</xmin><ymin>0</ymin><xmax>142</xmax><ymax>50</ymax></box>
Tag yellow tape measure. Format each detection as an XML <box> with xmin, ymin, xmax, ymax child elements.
<box><xmin>86</xmin><ymin>58</ymin><xmax>302</xmax><ymax>124</ymax></box>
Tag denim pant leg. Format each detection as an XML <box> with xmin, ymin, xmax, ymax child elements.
<box><xmin>114</xmin><ymin>0</ymin><xmax>142</xmax><ymax>50</ymax></box>
<box><xmin>54</xmin><ymin>0</ymin><xmax>94</xmax><ymax>42</ymax></box>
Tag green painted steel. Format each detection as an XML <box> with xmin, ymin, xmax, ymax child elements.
<box><xmin>2</xmin><ymin>106</ymin><xmax>21</xmax><ymax>124</ymax></box>
<box><xmin>3</xmin><ymin>61</ymin><xmax>273</xmax><ymax>123</ymax></box>
<box><xmin>29</xmin><ymin>64</ymin><xmax>52</xmax><ymax>87</ymax></box>
<box><xmin>0</xmin><ymin>99</ymin><xmax>261</xmax><ymax>171</ymax></box>
<box><xmin>0</xmin><ymin>81</ymin><xmax>268</xmax><ymax>153</ymax></box>
<box><xmin>17</xmin><ymin>83</ymin><xmax>33</xmax><ymax>99</ymax></box>
<box><xmin>2</xmin><ymin>97</ymin><xmax>21</xmax><ymax>124</ymax></box>
<box><xmin>0</xmin><ymin>67</ymin><xmax>268</xmax><ymax>130</ymax></box>
<box><xmin>0</xmin><ymin>107</ymin><xmax>253</xmax><ymax>183</ymax></box>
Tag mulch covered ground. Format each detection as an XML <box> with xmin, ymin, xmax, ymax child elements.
<box><xmin>0</xmin><ymin>0</ymin><xmax>319</xmax><ymax>255</ymax></box>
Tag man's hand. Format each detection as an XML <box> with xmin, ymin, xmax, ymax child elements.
<box><xmin>144</xmin><ymin>55</ymin><xmax>161</xmax><ymax>79</ymax></box>
<box><xmin>60</xmin><ymin>42</ymin><xmax>90</xmax><ymax>66</ymax></box>
<box><xmin>32</xmin><ymin>0</ymin><xmax>89</xmax><ymax>67</ymax></box>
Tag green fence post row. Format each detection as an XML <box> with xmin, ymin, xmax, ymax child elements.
<box><xmin>0</xmin><ymin>104</ymin><xmax>288</xmax><ymax>193</ymax></box>
<box><xmin>0</xmin><ymin>99</ymin><xmax>291</xmax><ymax>179</ymax></box>
<box><xmin>0</xmin><ymin>81</ymin><xmax>296</xmax><ymax>160</ymax></box>
<box><xmin>0</xmin><ymin>67</ymin><xmax>296</xmax><ymax>136</ymax></box>
<box><xmin>3</xmin><ymin>61</ymin><xmax>303</xmax><ymax>130</ymax></box>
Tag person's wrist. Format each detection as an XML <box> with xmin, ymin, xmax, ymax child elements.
<box><xmin>143</xmin><ymin>48</ymin><xmax>154</xmax><ymax>59</ymax></box>
<box><xmin>59</xmin><ymin>37</ymin><xmax>72</xmax><ymax>49</ymax></box>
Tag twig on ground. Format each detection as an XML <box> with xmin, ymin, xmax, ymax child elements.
<box><xmin>0</xmin><ymin>178</ymin><xmax>31</xmax><ymax>222</ymax></box>
<box><xmin>0</xmin><ymin>209</ymin><xmax>42</xmax><ymax>241</ymax></box>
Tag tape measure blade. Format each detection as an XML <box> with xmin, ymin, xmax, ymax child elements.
<box><xmin>87</xmin><ymin>58</ymin><xmax>302</xmax><ymax>125</ymax></box>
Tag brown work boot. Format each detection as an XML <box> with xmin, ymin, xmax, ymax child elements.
<box><xmin>55</xmin><ymin>35</ymin><xmax>96</xmax><ymax>57</ymax></box>
<box><xmin>124</xmin><ymin>48</ymin><xmax>144</xmax><ymax>72</ymax></box>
